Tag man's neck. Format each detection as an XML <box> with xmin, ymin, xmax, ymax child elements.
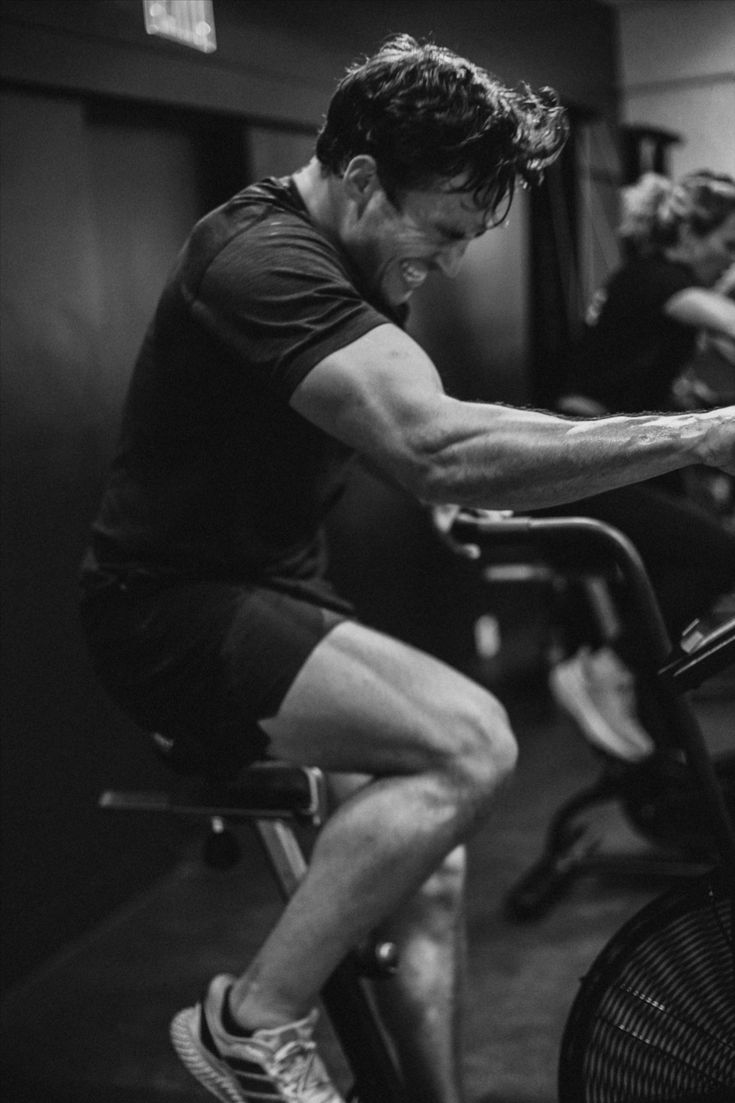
<box><xmin>292</xmin><ymin>159</ymin><xmax>343</xmax><ymax>246</ymax></box>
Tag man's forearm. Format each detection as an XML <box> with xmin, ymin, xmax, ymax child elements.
<box><xmin>420</xmin><ymin>404</ymin><xmax>734</xmax><ymax>511</ymax></box>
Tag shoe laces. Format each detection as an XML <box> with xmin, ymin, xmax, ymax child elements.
<box><xmin>269</xmin><ymin>1036</ymin><xmax>337</xmax><ymax>1102</ymax></box>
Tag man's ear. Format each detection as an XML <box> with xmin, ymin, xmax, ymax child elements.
<box><xmin>342</xmin><ymin>155</ymin><xmax>381</xmax><ymax>209</ymax></box>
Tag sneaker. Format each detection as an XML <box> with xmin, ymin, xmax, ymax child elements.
<box><xmin>549</xmin><ymin>646</ymin><xmax>655</xmax><ymax>763</ymax></box>
<box><xmin>170</xmin><ymin>973</ymin><xmax>345</xmax><ymax>1103</ymax></box>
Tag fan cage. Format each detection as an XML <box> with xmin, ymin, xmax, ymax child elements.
<box><xmin>558</xmin><ymin>872</ymin><xmax>735</xmax><ymax>1102</ymax></box>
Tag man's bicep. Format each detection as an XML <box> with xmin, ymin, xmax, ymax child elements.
<box><xmin>289</xmin><ymin>323</ymin><xmax>446</xmax><ymax>473</ymax></box>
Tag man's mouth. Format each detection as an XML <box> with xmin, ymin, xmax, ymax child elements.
<box><xmin>399</xmin><ymin>260</ymin><xmax>428</xmax><ymax>289</ymax></box>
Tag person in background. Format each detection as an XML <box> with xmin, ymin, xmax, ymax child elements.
<box><xmin>544</xmin><ymin>171</ymin><xmax>735</xmax><ymax>763</ymax></box>
<box><xmin>80</xmin><ymin>38</ymin><xmax>735</xmax><ymax>1103</ymax></box>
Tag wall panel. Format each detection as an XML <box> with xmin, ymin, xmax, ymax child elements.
<box><xmin>0</xmin><ymin>88</ymin><xmax>214</xmax><ymax>989</ymax></box>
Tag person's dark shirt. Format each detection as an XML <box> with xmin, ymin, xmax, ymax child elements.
<box><xmin>83</xmin><ymin>177</ymin><xmax>406</xmax><ymax>600</ymax></box>
<box><xmin>567</xmin><ymin>254</ymin><xmax>697</xmax><ymax>413</ymax></box>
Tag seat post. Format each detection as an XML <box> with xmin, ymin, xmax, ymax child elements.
<box><xmin>254</xmin><ymin>818</ymin><xmax>310</xmax><ymax>896</ymax></box>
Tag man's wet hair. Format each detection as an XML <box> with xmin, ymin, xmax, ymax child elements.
<box><xmin>315</xmin><ymin>34</ymin><xmax>569</xmax><ymax>221</ymax></box>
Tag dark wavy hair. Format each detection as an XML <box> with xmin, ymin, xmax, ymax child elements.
<box><xmin>315</xmin><ymin>34</ymin><xmax>568</xmax><ymax>222</ymax></box>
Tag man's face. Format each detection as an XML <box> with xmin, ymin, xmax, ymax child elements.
<box><xmin>344</xmin><ymin>173</ymin><xmax>494</xmax><ymax>308</ymax></box>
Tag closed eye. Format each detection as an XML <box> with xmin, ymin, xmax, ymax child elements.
<box><xmin>437</xmin><ymin>227</ymin><xmax>485</xmax><ymax>245</ymax></box>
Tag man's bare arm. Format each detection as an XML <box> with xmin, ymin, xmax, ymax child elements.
<box><xmin>291</xmin><ymin>323</ymin><xmax>735</xmax><ymax>510</ymax></box>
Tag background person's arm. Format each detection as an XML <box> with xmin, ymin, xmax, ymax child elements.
<box><xmin>667</xmin><ymin>286</ymin><xmax>735</xmax><ymax>377</ymax></box>
<box><xmin>664</xmin><ymin>286</ymin><xmax>735</xmax><ymax>343</ymax></box>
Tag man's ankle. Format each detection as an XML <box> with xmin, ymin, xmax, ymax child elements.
<box><xmin>224</xmin><ymin>987</ymin><xmax>309</xmax><ymax>1036</ymax></box>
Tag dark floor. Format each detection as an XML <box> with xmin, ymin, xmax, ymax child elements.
<box><xmin>1</xmin><ymin>675</ymin><xmax>733</xmax><ymax>1103</ymax></box>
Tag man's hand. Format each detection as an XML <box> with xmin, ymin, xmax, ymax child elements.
<box><xmin>430</xmin><ymin>504</ymin><xmax>513</xmax><ymax>559</ymax></box>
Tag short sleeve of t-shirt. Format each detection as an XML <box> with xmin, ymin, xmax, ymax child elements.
<box><xmin>184</xmin><ymin>204</ymin><xmax>393</xmax><ymax>401</ymax></box>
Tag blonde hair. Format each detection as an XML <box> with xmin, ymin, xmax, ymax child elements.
<box><xmin>618</xmin><ymin>170</ymin><xmax>735</xmax><ymax>256</ymax></box>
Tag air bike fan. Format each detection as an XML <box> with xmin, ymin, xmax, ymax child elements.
<box><xmin>558</xmin><ymin>585</ymin><xmax>735</xmax><ymax>1101</ymax></box>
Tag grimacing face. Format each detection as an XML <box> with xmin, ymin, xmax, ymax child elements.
<box><xmin>345</xmin><ymin>174</ymin><xmax>496</xmax><ymax>307</ymax></box>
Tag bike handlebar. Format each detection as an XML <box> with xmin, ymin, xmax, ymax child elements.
<box><xmin>449</xmin><ymin>509</ymin><xmax>735</xmax><ymax>871</ymax></box>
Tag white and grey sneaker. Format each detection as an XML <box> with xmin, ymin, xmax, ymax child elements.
<box><xmin>549</xmin><ymin>645</ymin><xmax>656</xmax><ymax>763</ymax></box>
<box><xmin>170</xmin><ymin>973</ymin><xmax>344</xmax><ymax>1103</ymax></box>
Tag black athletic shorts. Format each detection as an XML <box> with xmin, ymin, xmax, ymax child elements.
<box><xmin>79</xmin><ymin>573</ymin><xmax>352</xmax><ymax>769</ymax></box>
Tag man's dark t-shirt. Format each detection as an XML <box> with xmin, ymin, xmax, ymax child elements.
<box><xmin>84</xmin><ymin>177</ymin><xmax>404</xmax><ymax>605</ymax></box>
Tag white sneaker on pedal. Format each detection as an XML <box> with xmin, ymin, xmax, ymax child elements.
<box><xmin>549</xmin><ymin>646</ymin><xmax>655</xmax><ymax>763</ymax></box>
<box><xmin>170</xmin><ymin>973</ymin><xmax>345</xmax><ymax>1103</ymax></box>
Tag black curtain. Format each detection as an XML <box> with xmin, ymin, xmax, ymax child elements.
<box><xmin>529</xmin><ymin>114</ymin><xmax>580</xmax><ymax>409</ymax></box>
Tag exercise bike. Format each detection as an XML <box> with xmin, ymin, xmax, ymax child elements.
<box><xmin>451</xmin><ymin>510</ymin><xmax>735</xmax><ymax>1102</ymax></box>
<box><xmin>100</xmin><ymin>510</ymin><xmax>733</xmax><ymax>1101</ymax></box>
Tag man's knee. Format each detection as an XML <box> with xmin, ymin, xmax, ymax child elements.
<box><xmin>437</xmin><ymin>686</ymin><xmax>518</xmax><ymax>800</ymax></box>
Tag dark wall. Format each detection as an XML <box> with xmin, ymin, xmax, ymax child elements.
<box><xmin>0</xmin><ymin>0</ymin><xmax>618</xmax><ymax>990</ymax></box>
<box><xmin>1</xmin><ymin>1</ymin><xmax>618</xmax><ymax>121</ymax></box>
<box><xmin>0</xmin><ymin>87</ymin><xmax>227</xmax><ymax>991</ymax></box>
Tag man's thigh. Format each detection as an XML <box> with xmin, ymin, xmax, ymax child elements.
<box><xmin>81</xmin><ymin>579</ymin><xmax>349</xmax><ymax>766</ymax></box>
<box><xmin>261</xmin><ymin>619</ymin><xmax>507</xmax><ymax>775</ymax></box>
<box><xmin>83</xmin><ymin>579</ymin><xmax>506</xmax><ymax>777</ymax></box>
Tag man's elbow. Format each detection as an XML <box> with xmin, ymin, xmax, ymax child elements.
<box><xmin>371</xmin><ymin>442</ymin><xmax>452</xmax><ymax>504</ymax></box>
<box><xmin>396</xmin><ymin>444</ymin><xmax>535</xmax><ymax>511</ymax></box>
<box><xmin>395</xmin><ymin>444</ymin><xmax>474</xmax><ymax>506</ymax></box>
